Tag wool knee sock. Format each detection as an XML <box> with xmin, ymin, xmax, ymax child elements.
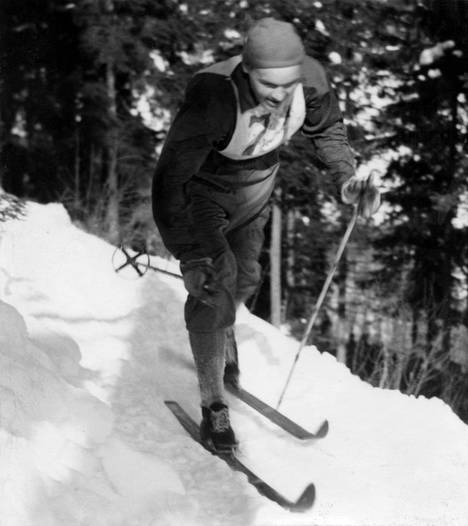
<box><xmin>224</xmin><ymin>326</ymin><xmax>238</xmax><ymax>365</ymax></box>
<box><xmin>189</xmin><ymin>329</ymin><xmax>227</xmax><ymax>407</ymax></box>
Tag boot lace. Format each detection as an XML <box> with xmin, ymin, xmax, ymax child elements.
<box><xmin>211</xmin><ymin>406</ymin><xmax>230</xmax><ymax>432</ymax></box>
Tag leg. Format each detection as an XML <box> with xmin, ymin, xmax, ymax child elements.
<box><xmin>180</xmin><ymin>201</ymin><xmax>239</xmax><ymax>451</ymax></box>
<box><xmin>184</xmin><ymin>253</ymin><xmax>239</xmax><ymax>451</ymax></box>
<box><xmin>223</xmin><ymin>326</ymin><xmax>240</xmax><ymax>389</ymax></box>
<box><xmin>183</xmin><ymin>246</ymin><xmax>238</xmax><ymax>404</ymax></box>
<box><xmin>189</xmin><ymin>330</ymin><xmax>227</xmax><ymax>406</ymax></box>
<box><xmin>227</xmin><ymin>205</ymin><xmax>271</xmax><ymax>306</ymax></box>
<box><xmin>223</xmin><ymin>206</ymin><xmax>271</xmax><ymax>387</ymax></box>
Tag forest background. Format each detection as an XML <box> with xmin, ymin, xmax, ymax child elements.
<box><xmin>1</xmin><ymin>0</ymin><xmax>468</xmax><ymax>422</ymax></box>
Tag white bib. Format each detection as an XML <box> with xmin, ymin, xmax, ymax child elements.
<box><xmin>198</xmin><ymin>56</ymin><xmax>306</xmax><ymax>161</ymax></box>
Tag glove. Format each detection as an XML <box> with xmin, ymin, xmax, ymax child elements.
<box><xmin>341</xmin><ymin>172</ymin><xmax>381</xmax><ymax>218</ymax></box>
<box><xmin>180</xmin><ymin>257</ymin><xmax>218</xmax><ymax>306</ymax></box>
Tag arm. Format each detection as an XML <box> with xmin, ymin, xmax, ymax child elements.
<box><xmin>301</xmin><ymin>59</ymin><xmax>380</xmax><ymax>217</ymax></box>
<box><xmin>153</xmin><ymin>74</ymin><xmax>234</xmax><ymax>228</ymax></box>
<box><xmin>301</xmin><ymin>56</ymin><xmax>356</xmax><ymax>195</ymax></box>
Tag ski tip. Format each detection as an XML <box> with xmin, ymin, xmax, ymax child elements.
<box><xmin>300</xmin><ymin>419</ymin><xmax>329</xmax><ymax>440</ymax></box>
<box><xmin>315</xmin><ymin>419</ymin><xmax>329</xmax><ymax>438</ymax></box>
<box><xmin>164</xmin><ymin>400</ymin><xmax>179</xmax><ymax>412</ymax></box>
<box><xmin>290</xmin><ymin>483</ymin><xmax>315</xmax><ymax>512</ymax></box>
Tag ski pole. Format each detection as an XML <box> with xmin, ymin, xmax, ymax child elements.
<box><xmin>276</xmin><ymin>203</ymin><xmax>359</xmax><ymax>410</ymax></box>
<box><xmin>113</xmin><ymin>244</ymin><xmax>183</xmax><ymax>279</ymax></box>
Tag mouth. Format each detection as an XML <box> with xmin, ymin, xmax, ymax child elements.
<box><xmin>263</xmin><ymin>99</ymin><xmax>282</xmax><ymax>109</ymax></box>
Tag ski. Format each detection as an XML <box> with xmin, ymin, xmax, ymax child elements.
<box><xmin>165</xmin><ymin>400</ymin><xmax>315</xmax><ymax>512</ymax></box>
<box><xmin>225</xmin><ymin>383</ymin><xmax>329</xmax><ymax>440</ymax></box>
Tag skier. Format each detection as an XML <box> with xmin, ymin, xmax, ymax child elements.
<box><xmin>152</xmin><ymin>18</ymin><xmax>380</xmax><ymax>453</ymax></box>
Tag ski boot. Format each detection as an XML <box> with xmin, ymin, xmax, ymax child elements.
<box><xmin>200</xmin><ymin>402</ymin><xmax>238</xmax><ymax>454</ymax></box>
<box><xmin>223</xmin><ymin>327</ymin><xmax>240</xmax><ymax>390</ymax></box>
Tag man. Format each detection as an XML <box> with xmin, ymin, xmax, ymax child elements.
<box><xmin>152</xmin><ymin>18</ymin><xmax>380</xmax><ymax>453</ymax></box>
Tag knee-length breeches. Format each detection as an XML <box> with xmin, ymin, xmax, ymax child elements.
<box><xmin>181</xmin><ymin>203</ymin><xmax>271</xmax><ymax>333</ymax></box>
<box><xmin>177</xmin><ymin>165</ymin><xmax>278</xmax><ymax>333</ymax></box>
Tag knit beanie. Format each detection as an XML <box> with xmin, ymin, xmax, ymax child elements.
<box><xmin>243</xmin><ymin>18</ymin><xmax>305</xmax><ymax>69</ymax></box>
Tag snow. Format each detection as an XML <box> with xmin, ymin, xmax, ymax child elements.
<box><xmin>1</xmin><ymin>201</ymin><xmax>468</xmax><ymax>526</ymax></box>
<box><xmin>419</xmin><ymin>41</ymin><xmax>456</xmax><ymax>66</ymax></box>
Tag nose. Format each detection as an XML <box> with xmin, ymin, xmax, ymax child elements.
<box><xmin>271</xmin><ymin>87</ymin><xmax>287</xmax><ymax>102</ymax></box>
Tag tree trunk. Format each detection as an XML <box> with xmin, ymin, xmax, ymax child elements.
<box><xmin>270</xmin><ymin>192</ymin><xmax>282</xmax><ymax>327</ymax></box>
<box><xmin>86</xmin><ymin>144</ymin><xmax>98</xmax><ymax>212</ymax></box>
<box><xmin>284</xmin><ymin>208</ymin><xmax>296</xmax><ymax>320</ymax></box>
<box><xmin>104</xmin><ymin>0</ymin><xmax>119</xmax><ymax>245</ymax></box>
<box><xmin>286</xmin><ymin>209</ymin><xmax>296</xmax><ymax>289</ymax></box>
<box><xmin>440</xmin><ymin>85</ymin><xmax>458</xmax><ymax>355</ymax></box>
<box><xmin>336</xmin><ymin>250</ymin><xmax>348</xmax><ymax>364</ymax></box>
<box><xmin>74</xmin><ymin>125</ymin><xmax>80</xmax><ymax>211</ymax></box>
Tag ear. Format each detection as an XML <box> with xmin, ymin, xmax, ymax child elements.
<box><xmin>241</xmin><ymin>60</ymin><xmax>250</xmax><ymax>74</ymax></box>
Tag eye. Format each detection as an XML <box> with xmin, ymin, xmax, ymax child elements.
<box><xmin>262</xmin><ymin>81</ymin><xmax>277</xmax><ymax>89</ymax></box>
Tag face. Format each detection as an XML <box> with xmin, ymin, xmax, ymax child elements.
<box><xmin>244</xmin><ymin>64</ymin><xmax>303</xmax><ymax>113</ymax></box>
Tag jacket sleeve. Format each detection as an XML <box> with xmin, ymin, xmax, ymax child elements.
<box><xmin>153</xmin><ymin>74</ymin><xmax>234</xmax><ymax>228</ymax></box>
<box><xmin>301</xmin><ymin>57</ymin><xmax>356</xmax><ymax>195</ymax></box>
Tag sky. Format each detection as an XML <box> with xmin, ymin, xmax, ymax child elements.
<box><xmin>1</xmin><ymin>199</ymin><xmax>468</xmax><ymax>526</ymax></box>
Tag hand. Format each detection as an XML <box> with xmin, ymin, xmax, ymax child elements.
<box><xmin>341</xmin><ymin>172</ymin><xmax>381</xmax><ymax>218</ymax></box>
<box><xmin>181</xmin><ymin>257</ymin><xmax>218</xmax><ymax>306</ymax></box>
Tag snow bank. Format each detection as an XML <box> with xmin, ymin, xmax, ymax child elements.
<box><xmin>0</xmin><ymin>299</ymin><xmax>113</xmax><ymax>525</ymax></box>
<box><xmin>0</xmin><ymin>203</ymin><xmax>192</xmax><ymax>525</ymax></box>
